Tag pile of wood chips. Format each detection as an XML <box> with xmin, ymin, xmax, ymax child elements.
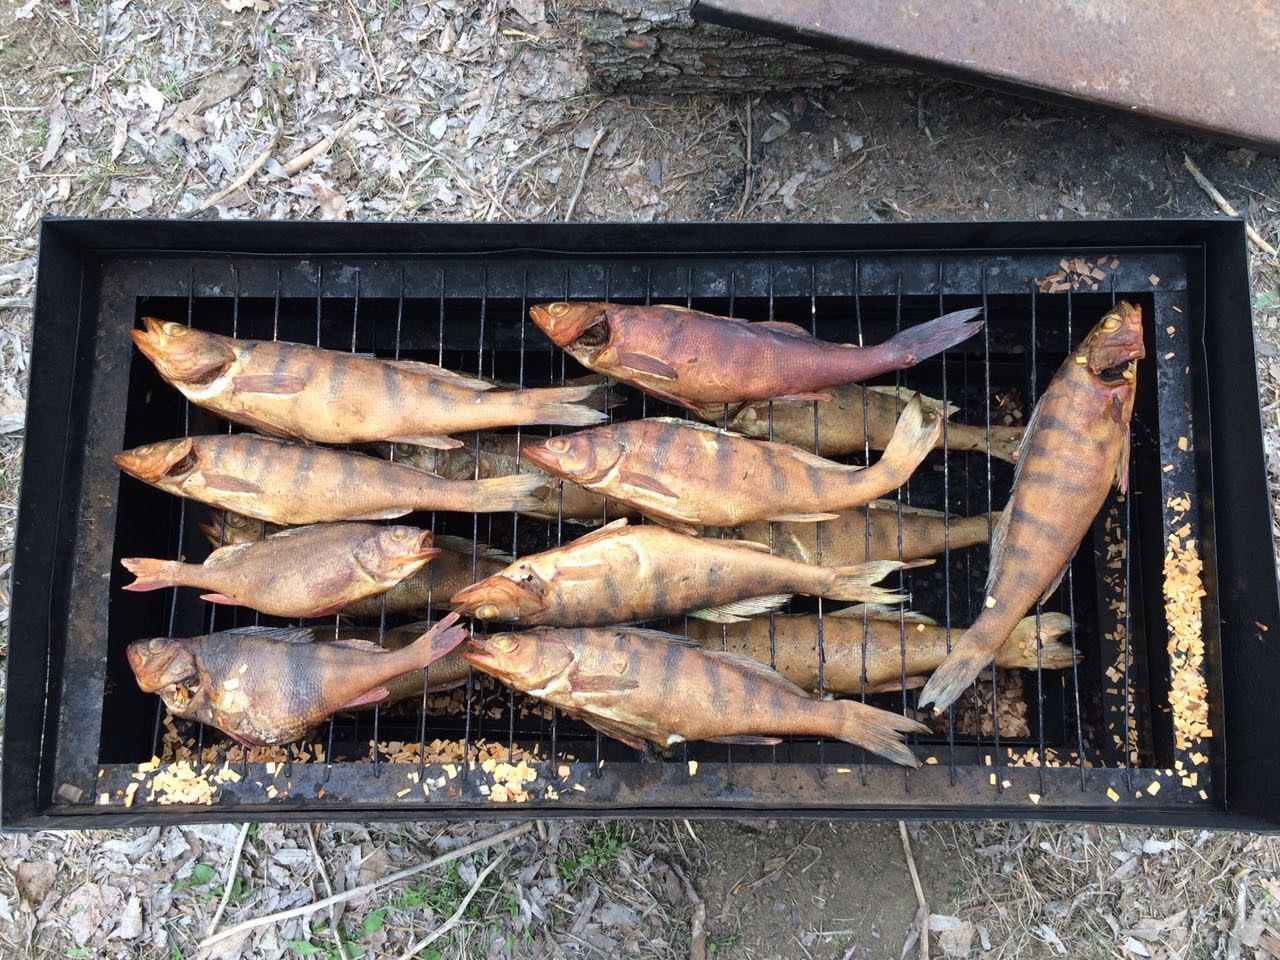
<box><xmin>1035</xmin><ymin>255</ymin><xmax>1116</xmax><ymax>293</ymax></box>
<box><xmin>1101</xmin><ymin>503</ymin><xmax>1142</xmax><ymax>765</ymax></box>
<box><xmin>942</xmin><ymin>670</ymin><xmax>1031</xmax><ymax>739</ymax></box>
<box><xmin>1163</xmin><ymin>493</ymin><xmax>1211</xmax><ymax>755</ymax></box>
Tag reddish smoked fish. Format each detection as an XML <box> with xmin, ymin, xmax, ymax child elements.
<box><xmin>529</xmin><ymin>300</ymin><xmax>982</xmax><ymax>408</ymax></box>
<box><xmin>919</xmin><ymin>302</ymin><xmax>1145</xmax><ymax>713</ymax></box>
<box><xmin>131</xmin><ymin>318</ymin><xmax>606</xmax><ymax>449</ymax></box>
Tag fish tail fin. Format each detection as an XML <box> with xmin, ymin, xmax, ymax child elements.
<box><xmin>995</xmin><ymin>612</ymin><xmax>1078</xmax><ymax>670</ymax></box>
<box><xmin>876</xmin><ymin>396</ymin><xmax>944</xmax><ymax>478</ymax></box>
<box><xmin>465</xmin><ymin>473</ymin><xmax>550</xmax><ymax>513</ymax></box>
<box><xmin>828</xmin><ymin>699</ymin><xmax>928</xmax><ymax>767</ymax></box>
<box><xmin>564</xmin><ymin>375</ymin><xmax>627</xmax><ymax>412</ymax></box>
<box><xmin>988</xmin><ymin>425</ymin><xmax>1026</xmax><ymax>465</ymax></box>
<box><xmin>405</xmin><ymin>611</ymin><xmax>469</xmax><ymax>668</ymax></box>
<box><xmin>823</xmin><ymin>559</ymin><xmax>930</xmax><ymax>604</ymax></box>
<box><xmin>522</xmin><ymin>384</ymin><xmax>610</xmax><ymax>427</ymax></box>
<box><xmin>917</xmin><ymin>622</ymin><xmax>1005</xmax><ymax>714</ymax></box>
<box><xmin>882</xmin><ymin>307</ymin><xmax>984</xmax><ymax>368</ymax></box>
<box><xmin>120</xmin><ymin>557</ymin><xmax>187</xmax><ymax>592</ymax></box>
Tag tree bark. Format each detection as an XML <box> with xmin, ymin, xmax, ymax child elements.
<box><xmin>566</xmin><ymin>0</ymin><xmax>916</xmax><ymax>94</ymax></box>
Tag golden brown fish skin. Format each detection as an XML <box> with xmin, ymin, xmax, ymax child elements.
<box><xmin>449</xmin><ymin>519</ymin><xmax>912</xmax><ymax>626</ymax></box>
<box><xmin>121</xmin><ymin>523</ymin><xmax>438</xmax><ymax>619</ymax></box>
<box><xmin>126</xmin><ymin>614</ymin><xmax>468</xmax><ymax>746</ymax></box>
<box><xmin>311</xmin><ymin>622</ymin><xmax>471</xmax><ymax>698</ymax></box>
<box><xmin>727</xmin><ymin>502</ymin><xmax>996</xmax><ymax>565</ymax></box>
<box><xmin>520</xmin><ymin>396</ymin><xmax>942</xmax><ymax>530</ymax></box>
<box><xmin>388</xmin><ymin>437</ymin><xmax>638</xmax><ymax>524</ymax></box>
<box><xmin>702</xmin><ymin>384</ymin><xmax>1025</xmax><ymax>465</ymax></box>
<box><xmin>463</xmin><ymin>627</ymin><xmax>927</xmax><ymax>766</ymax></box>
<box><xmin>920</xmin><ymin>302</ymin><xmax>1146</xmax><ymax>713</ymax></box>
<box><xmin>131</xmin><ymin>318</ymin><xmax>605</xmax><ymax>447</ymax></box>
<box><xmin>113</xmin><ymin>434</ymin><xmax>545</xmax><ymax>525</ymax></box>
<box><xmin>681</xmin><ymin>609</ymin><xmax>1075</xmax><ymax>694</ymax></box>
<box><xmin>340</xmin><ymin>534</ymin><xmax>512</xmax><ymax>617</ymax></box>
<box><xmin>529</xmin><ymin>301</ymin><xmax>983</xmax><ymax>408</ymax></box>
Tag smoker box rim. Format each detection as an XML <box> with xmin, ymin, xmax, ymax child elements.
<box><xmin>5</xmin><ymin>216</ymin><xmax>1274</xmax><ymax>831</ymax></box>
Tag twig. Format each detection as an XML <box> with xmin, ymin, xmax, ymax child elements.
<box><xmin>492</xmin><ymin>145</ymin><xmax>558</xmax><ymax>218</ymax></box>
<box><xmin>898</xmin><ymin>821</ymin><xmax>929</xmax><ymax>960</ymax></box>
<box><xmin>199</xmin><ymin>823</ymin><xmax>532</xmax><ymax>951</ymax></box>
<box><xmin>205</xmin><ymin>822</ymin><xmax>251</xmax><ymax>938</ymax></box>
<box><xmin>306</xmin><ymin>826</ymin><xmax>344</xmax><ymax>959</ymax></box>
<box><xmin>1226</xmin><ymin>867</ymin><xmax>1252</xmax><ymax>960</ymax></box>
<box><xmin>732</xmin><ymin>824</ymin><xmax>818</xmax><ymax>894</ymax></box>
<box><xmin>565</xmin><ymin>128</ymin><xmax>606</xmax><ymax>222</ymax></box>
<box><xmin>668</xmin><ymin>861</ymin><xmax>706</xmax><ymax>960</ymax></box>
<box><xmin>1183</xmin><ymin>154</ymin><xmax>1278</xmax><ymax>255</ymax></box>
<box><xmin>197</xmin><ymin>131</ymin><xmax>280</xmax><ymax>213</ymax></box>
<box><xmin>734</xmin><ymin>95</ymin><xmax>753</xmax><ymax>219</ymax></box>
<box><xmin>397</xmin><ymin>852</ymin><xmax>508</xmax><ymax>960</ymax></box>
<box><xmin>0</xmin><ymin>298</ymin><xmax>32</xmax><ymax>310</ymax></box>
<box><xmin>278</xmin><ymin>114</ymin><xmax>361</xmax><ymax>179</ymax></box>
<box><xmin>347</xmin><ymin>0</ymin><xmax>383</xmax><ymax>94</ymax></box>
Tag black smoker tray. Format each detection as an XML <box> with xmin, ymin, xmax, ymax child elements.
<box><xmin>3</xmin><ymin>218</ymin><xmax>1276</xmax><ymax>830</ymax></box>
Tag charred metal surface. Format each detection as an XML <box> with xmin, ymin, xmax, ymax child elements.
<box><xmin>693</xmin><ymin>0</ymin><xmax>1280</xmax><ymax>153</ymax></box>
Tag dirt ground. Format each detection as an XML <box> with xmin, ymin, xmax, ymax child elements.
<box><xmin>0</xmin><ymin>1</ymin><xmax>1279</xmax><ymax>958</ymax></box>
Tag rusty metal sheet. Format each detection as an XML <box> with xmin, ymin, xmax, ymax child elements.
<box><xmin>692</xmin><ymin>0</ymin><xmax>1280</xmax><ymax>152</ymax></box>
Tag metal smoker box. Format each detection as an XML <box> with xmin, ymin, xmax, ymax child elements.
<box><xmin>3</xmin><ymin>218</ymin><xmax>1276</xmax><ymax>830</ymax></box>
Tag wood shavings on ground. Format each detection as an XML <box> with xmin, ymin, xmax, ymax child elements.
<box><xmin>1164</xmin><ymin>493</ymin><xmax>1211</xmax><ymax>754</ymax></box>
<box><xmin>1036</xmin><ymin>256</ymin><xmax>1111</xmax><ymax>294</ymax></box>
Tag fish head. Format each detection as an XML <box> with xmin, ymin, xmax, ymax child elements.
<box><xmin>131</xmin><ymin>318</ymin><xmax>236</xmax><ymax>386</ymax></box>
<box><xmin>357</xmin><ymin>526</ymin><xmax>440</xmax><ymax>582</ymax></box>
<box><xmin>127</xmin><ymin>636</ymin><xmax>198</xmax><ymax>692</ymax></box>
<box><xmin>450</xmin><ymin>570</ymin><xmax>548</xmax><ymax>621</ymax></box>
<box><xmin>114</xmin><ymin>437</ymin><xmax>197</xmax><ymax>488</ymax></box>
<box><xmin>522</xmin><ymin>433</ymin><xmax>624</xmax><ymax>484</ymax></box>
<box><xmin>199</xmin><ymin>510</ymin><xmax>268</xmax><ymax>548</ymax></box>
<box><xmin>462</xmin><ymin>630</ymin><xmax>574</xmax><ymax>689</ymax></box>
<box><xmin>1082</xmin><ymin>301</ymin><xmax>1145</xmax><ymax>386</ymax></box>
<box><xmin>529</xmin><ymin>302</ymin><xmax>611</xmax><ymax>355</ymax></box>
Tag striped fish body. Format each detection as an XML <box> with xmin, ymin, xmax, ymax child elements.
<box><xmin>463</xmin><ymin>627</ymin><xmax>927</xmax><ymax>765</ymax></box>
<box><xmin>706</xmin><ymin>384</ymin><xmax>1025</xmax><ymax>464</ymax></box>
<box><xmin>449</xmin><ymin>519</ymin><xmax>909</xmax><ymax>626</ymax></box>
<box><xmin>341</xmin><ymin>534</ymin><xmax>512</xmax><ymax>617</ymax></box>
<box><xmin>681</xmin><ymin>608</ymin><xmax>1075</xmax><ymax>694</ymax></box>
<box><xmin>919</xmin><ymin>302</ymin><xmax>1145</xmax><ymax>713</ymax></box>
<box><xmin>131</xmin><ymin>319</ymin><xmax>604</xmax><ymax>447</ymax></box>
<box><xmin>113</xmin><ymin>434</ymin><xmax>544</xmax><ymax>525</ymax></box>
<box><xmin>728</xmin><ymin>501</ymin><xmax>995</xmax><ymax>566</ymax></box>
<box><xmin>529</xmin><ymin>302</ymin><xmax>982</xmax><ymax>407</ymax></box>
<box><xmin>521</xmin><ymin>397</ymin><xmax>941</xmax><ymax>531</ymax></box>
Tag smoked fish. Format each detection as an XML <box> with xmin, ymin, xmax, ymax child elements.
<box><xmin>113</xmin><ymin>433</ymin><xmax>545</xmax><ymax>525</ymax></box>
<box><xmin>729</xmin><ymin>501</ymin><xmax>996</xmax><ymax>566</ymax></box>
<box><xmin>126</xmin><ymin>614</ymin><xmax>468</xmax><ymax>746</ymax></box>
<box><xmin>131</xmin><ymin>318</ymin><xmax>606</xmax><ymax>449</ymax></box>
<box><xmin>700</xmin><ymin>384</ymin><xmax>1024</xmax><ymax>464</ymax></box>
<box><xmin>529</xmin><ymin>301</ymin><xmax>983</xmax><ymax>408</ymax></box>
<box><xmin>463</xmin><ymin>627</ymin><xmax>927</xmax><ymax>766</ymax></box>
<box><xmin>919</xmin><ymin>302</ymin><xmax>1145</xmax><ymax>713</ymax></box>
<box><xmin>681</xmin><ymin>606</ymin><xmax>1076</xmax><ymax>695</ymax></box>
<box><xmin>122</xmin><ymin>522</ymin><xmax>438</xmax><ymax>619</ymax></box>
<box><xmin>521</xmin><ymin>395</ymin><xmax>942</xmax><ymax>530</ymax></box>
<box><xmin>450</xmin><ymin>518</ymin><xmax>917</xmax><ymax>626</ymax></box>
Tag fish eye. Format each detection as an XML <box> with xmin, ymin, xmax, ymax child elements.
<box><xmin>1101</xmin><ymin>314</ymin><xmax>1121</xmax><ymax>331</ymax></box>
<box><xmin>476</xmin><ymin>604</ymin><xmax>500</xmax><ymax>620</ymax></box>
<box><xmin>148</xmin><ymin>638</ymin><xmax>168</xmax><ymax>651</ymax></box>
<box><xmin>162</xmin><ymin>323</ymin><xmax>188</xmax><ymax>336</ymax></box>
<box><xmin>389</xmin><ymin>527</ymin><xmax>409</xmax><ymax>541</ymax></box>
<box><xmin>491</xmin><ymin>634</ymin><xmax>518</xmax><ymax>652</ymax></box>
<box><xmin>136</xmin><ymin>445</ymin><xmax>152</xmax><ymax>455</ymax></box>
<box><xmin>546</xmin><ymin>438</ymin><xmax>570</xmax><ymax>453</ymax></box>
<box><xmin>547</xmin><ymin>302</ymin><xmax>571</xmax><ymax>317</ymax></box>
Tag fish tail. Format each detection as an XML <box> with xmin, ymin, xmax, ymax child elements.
<box><xmin>405</xmin><ymin>611</ymin><xmax>469</xmax><ymax>668</ymax></box>
<box><xmin>876</xmin><ymin>396</ymin><xmax>944</xmax><ymax>479</ymax></box>
<box><xmin>120</xmin><ymin>557</ymin><xmax>189</xmax><ymax>592</ymax></box>
<box><xmin>823</xmin><ymin>560</ymin><xmax>925</xmax><ymax>604</ymax></box>
<box><xmin>564</xmin><ymin>375</ymin><xmax>627</xmax><ymax>412</ymax></box>
<box><xmin>917</xmin><ymin>621</ymin><xmax>1005</xmax><ymax>713</ymax></box>
<box><xmin>995</xmin><ymin>612</ymin><xmax>1078</xmax><ymax>670</ymax></box>
<box><xmin>826</xmin><ymin>699</ymin><xmax>928</xmax><ymax>767</ymax></box>
<box><xmin>520</xmin><ymin>384</ymin><xmax>610</xmax><ymax>427</ymax></box>
<box><xmin>463</xmin><ymin>473</ymin><xmax>548</xmax><ymax>513</ymax></box>
<box><xmin>988</xmin><ymin>425</ymin><xmax>1026</xmax><ymax>465</ymax></box>
<box><xmin>881</xmin><ymin>307</ymin><xmax>984</xmax><ymax>368</ymax></box>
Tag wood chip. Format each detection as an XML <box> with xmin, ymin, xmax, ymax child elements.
<box><xmin>1107</xmin><ymin>787</ymin><xmax>1120</xmax><ymax>802</ymax></box>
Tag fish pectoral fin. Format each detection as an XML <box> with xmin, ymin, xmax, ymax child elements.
<box><xmin>690</xmin><ymin>594</ymin><xmax>792</xmax><ymax>623</ymax></box>
<box><xmin>1038</xmin><ymin>562</ymin><xmax>1070</xmax><ymax>605</ymax></box>
<box><xmin>222</xmin><ymin>729</ymin><xmax>259</xmax><ymax>748</ymax></box>
<box><xmin>1114</xmin><ymin>426</ymin><xmax>1131</xmax><ymax>494</ymax></box>
<box><xmin>619</xmin><ymin>470</ymin><xmax>679</xmax><ymax>499</ymax></box>
<box><xmin>767</xmin><ymin>512</ymin><xmax>841</xmax><ymax>523</ymax></box>
<box><xmin>386</xmin><ymin>435</ymin><xmax>464</xmax><ymax>450</ymax></box>
<box><xmin>347</xmin><ymin>509</ymin><xmax>414</xmax><ymax>520</ymax></box>
<box><xmin>338</xmin><ymin>686</ymin><xmax>390</xmax><ymax>710</ymax></box>
<box><xmin>199</xmin><ymin>593</ymin><xmax>242</xmax><ymax>607</ymax></box>
<box><xmin>754</xmin><ymin>320</ymin><xmax>814</xmax><ymax>339</ymax></box>
<box><xmin>615</xmin><ymin>351</ymin><xmax>679</xmax><ymax>381</ymax></box>
<box><xmin>231</xmin><ymin>373</ymin><xmax>307</xmax><ymax>395</ymax></box>
<box><xmin>705</xmin><ymin>734</ymin><xmax>783</xmax><ymax>746</ymax></box>
<box><xmin>582</xmin><ymin>717</ymin><xmax>648</xmax><ymax>752</ymax></box>
<box><xmin>865</xmin><ymin>677</ymin><xmax>927</xmax><ymax>694</ymax></box>
<box><xmin>202</xmin><ymin>473</ymin><xmax>266</xmax><ymax>495</ymax></box>
<box><xmin>570</xmin><ymin>671</ymin><xmax>640</xmax><ymax>693</ymax></box>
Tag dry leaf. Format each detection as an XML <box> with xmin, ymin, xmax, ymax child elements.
<box><xmin>58</xmin><ymin>883</ymin><xmax>124</xmax><ymax>947</ymax></box>
<box><xmin>113</xmin><ymin>895</ymin><xmax>144</xmax><ymax>940</ymax></box>
<box><xmin>15</xmin><ymin>861</ymin><xmax>55</xmax><ymax>909</ymax></box>
<box><xmin>38</xmin><ymin>105</ymin><xmax>67</xmax><ymax>170</ymax></box>
<box><xmin>220</xmin><ymin>0</ymin><xmax>271</xmax><ymax>11</ymax></box>
<box><xmin>930</xmin><ymin>915</ymin><xmax>975</xmax><ymax>957</ymax></box>
<box><xmin>759</xmin><ymin>111</ymin><xmax>791</xmax><ymax>144</ymax></box>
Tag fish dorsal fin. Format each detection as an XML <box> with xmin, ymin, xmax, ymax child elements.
<box><xmin>327</xmin><ymin>637</ymin><xmax>387</xmax><ymax>652</ymax></box>
<box><xmin>562</xmin><ymin>517</ymin><xmax>631</xmax><ymax>548</ymax></box>
<box><xmin>866</xmin><ymin>384</ymin><xmax>959</xmax><ymax>418</ymax></box>
<box><xmin>645</xmin><ymin>415</ymin><xmax>738</xmax><ymax>436</ymax></box>
<box><xmin>778</xmin><ymin>444</ymin><xmax>859</xmax><ymax>473</ymax></box>
<box><xmin>690</xmin><ymin>593</ymin><xmax>791</xmax><ymax>623</ymax></box>
<box><xmin>865</xmin><ymin>500</ymin><xmax>946</xmax><ymax>518</ymax></box>
<box><xmin>385</xmin><ymin>359</ymin><xmax>495</xmax><ymax>391</ymax></box>
<box><xmin>828</xmin><ymin>604</ymin><xmax>937</xmax><ymax>624</ymax></box>
<box><xmin>203</xmin><ymin>541</ymin><xmax>259</xmax><ymax>565</ymax></box>
<box><xmin>719</xmin><ymin>537</ymin><xmax>771</xmax><ymax>552</ymax></box>
<box><xmin>431</xmin><ymin>534</ymin><xmax>514</xmax><ymax>564</ymax></box>
<box><xmin>618</xmin><ymin>627</ymin><xmax>702</xmax><ymax>647</ymax></box>
<box><xmin>221</xmin><ymin>626</ymin><xmax>316</xmax><ymax>644</ymax></box>
<box><xmin>701</xmin><ymin>649</ymin><xmax>811</xmax><ymax>697</ymax></box>
<box><xmin>754</xmin><ymin>320</ymin><xmax>814</xmax><ymax>339</ymax></box>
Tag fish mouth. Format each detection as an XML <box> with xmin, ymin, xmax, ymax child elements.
<box><xmin>126</xmin><ymin>638</ymin><xmax>197</xmax><ymax>691</ymax></box>
<box><xmin>519</xmin><ymin>440</ymin><xmax>560</xmax><ymax>474</ymax></box>
<box><xmin>529</xmin><ymin>302</ymin><xmax>609</xmax><ymax>347</ymax></box>
<box><xmin>114</xmin><ymin>437</ymin><xmax>197</xmax><ymax>484</ymax></box>
<box><xmin>132</xmin><ymin>318</ymin><xmax>232</xmax><ymax>385</ymax></box>
<box><xmin>450</xmin><ymin>575</ymin><xmax>541</xmax><ymax>620</ymax></box>
<box><xmin>390</xmin><ymin>544</ymin><xmax>442</xmax><ymax>573</ymax></box>
<box><xmin>1097</xmin><ymin>360</ymin><xmax>1137</xmax><ymax>385</ymax></box>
